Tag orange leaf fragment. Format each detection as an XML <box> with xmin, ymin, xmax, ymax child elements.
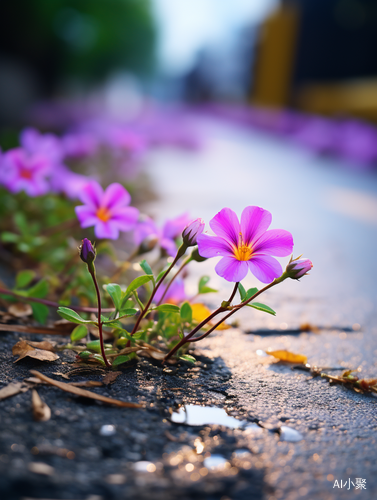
<box><xmin>266</xmin><ymin>349</ymin><xmax>307</xmax><ymax>364</ymax></box>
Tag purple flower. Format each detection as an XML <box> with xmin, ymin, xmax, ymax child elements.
<box><xmin>182</xmin><ymin>218</ymin><xmax>205</xmax><ymax>247</ymax></box>
<box><xmin>286</xmin><ymin>256</ymin><xmax>312</xmax><ymax>279</ymax></box>
<box><xmin>0</xmin><ymin>148</ymin><xmax>50</xmax><ymax>196</ymax></box>
<box><xmin>20</xmin><ymin>127</ymin><xmax>63</xmax><ymax>164</ymax></box>
<box><xmin>61</xmin><ymin>132</ymin><xmax>98</xmax><ymax>159</ymax></box>
<box><xmin>197</xmin><ymin>207</ymin><xmax>294</xmax><ymax>283</ymax></box>
<box><xmin>75</xmin><ymin>181</ymin><xmax>139</xmax><ymax>239</ymax></box>
<box><xmin>153</xmin><ymin>277</ymin><xmax>187</xmax><ymax>305</ymax></box>
<box><xmin>134</xmin><ymin>212</ymin><xmax>192</xmax><ymax>257</ymax></box>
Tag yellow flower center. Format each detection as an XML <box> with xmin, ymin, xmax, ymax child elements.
<box><xmin>233</xmin><ymin>232</ymin><xmax>253</xmax><ymax>261</ymax></box>
<box><xmin>96</xmin><ymin>206</ymin><xmax>112</xmax><ymax>222</ymax></box>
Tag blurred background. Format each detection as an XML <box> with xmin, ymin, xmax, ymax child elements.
<box><xmin>1</xmin><ymin>0</ymin><xmax>377</xmax><ymax>125</ymax></box>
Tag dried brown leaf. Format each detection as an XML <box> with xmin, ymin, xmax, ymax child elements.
<box><xmin>8</xmin><ymin>302</ymin><xmax>33</xmax><ymax>318</ymax></box>
<box><xmin>70</xmin><ymin>381</ymin><xmax>103</xmax><ymax>387</ymax></box>
<box><xmin>266</xmin><ymin>349</ymin><xmax>308</xmax><ymax>364</ymax></box>
<box><xmin>12</xmin><ymin>340</ymin><xmax>59</xmax><ymax>363</ymax></box>
<box><xmin>32</xmin><ymin>389</ymin><xmax>51</xmax><ymax>422</ymax></box>
<box><xmin>103</xmin><ymin>371</ymin><xmax>122</xmax><ymax>385</ymax></box>
<box><xmin>0</xmin><ymin>381</ymin><xmax>28</xmax><ymax>400</ymax></box>
<box><xmin>29</xmin><ymin>370</ymin><xmax>143</xmax><ymax>408</ymax></box>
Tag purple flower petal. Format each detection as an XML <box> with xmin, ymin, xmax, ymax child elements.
<box><xmin>247</xmin><ymin>255</ymin><xmax>282</xmax><ymax>283</ymax></box>
<box><xmin>215</xmin><ymin>256</ymin><xmax>249</xmax><ymax>282</ymax></box>
<box><xmin>101</xmin><ymin>183</ymin><xmax>131</xmax><ymax>210</ymax></box>
<box><xmin>209</xmin><ymin>208</ymin><xmax>240</xmax><ymax>247</ymax></box>
<box><xmin>111</xmin><ymin>207</ymin><xmax>139</xmax><ymax>231</ymax></box>
<box><xmin>79</xmin><ymin>181</ymin><xmax>103</xmax><ymax>209</ymax></box>
<box><xmin>162</xmin><ymin>213</ymin><xmax>191</xmax><ymax>239</ymax></box>
<box><xmin>94</xmin><ymin>220</ymin><xmax>119</xmax><ymax>240</ymax></box>
<box><xmin>134</xmin><ymin>217</ymin><xmax>159</xmax><ymax>246</ymax></box>
<box><xmin>75</xmin><ymin>206</ymin><xmax>98</xmax><ymax>227</ymax></box>
<box><xmin>197</xmin><ymin>234</ymin><xmax>233</xmax><ymax>258</ymax></box>
<box><xmin>253</xmin><ymin>229</ymin><xmax>293</xmax><ymax>256</ymax></box>
<box><xmin>240</xmin><ymin>206</ymin><xmax>272</xmax><ymax>245</ymax></box>
<box><xmin>160</xmin><ymin>237</ymin><xmax>178</xmax><ymax>257</ymax></box>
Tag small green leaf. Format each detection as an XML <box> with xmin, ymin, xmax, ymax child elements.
<box><xmin>104</xmin><ymin>283</ymin><xmax>122</xmax><ymax>310</ymax></box>
<box><xmin>101</xmin><ymin>319</ymin><xmax>122</xmax><ymax>328</ymax></box>
<box><xmin>198</xmin><ymin>276</ymin><xmax>217</xmax><ymax>294</ymax></box>
<box><xmin>31</xmin><ymin>303</ymin><xmax>49</xmax><ymax>324</ymax></box>
<box><xmin>57</xmin><ymin>307</ymin><xmax>95</xmax><ymax>325</ymax></box>
<box><xmin>155</xmin><ymin>268</ymin><xmax>168</xmax><ymax>283</ymax></box>
<box><xmin>125</xmin><ymin>275</ymin><xmax>153</xmax><ymax>296</ymax></box>
<box><xmin>70</xmin><ymin>325</ymin><xmax>88</xmax><ymax>342</ymax></box>
<box><xmin>242</xmin><ymin>287</ymin><xmax>259</xmax><ymax>303</ymax></box>
<box><xmin>86</xmin><ymin>340</ymin><xmax>112</xmax><ymax>353</ymax></box>
<box><xmin>117</xmin><ymin>308</ymin><xmax>138</xmax><ymax>319</ymax></box>
<box><xmin>247</xmin><ymin>302</ymin><xmax>276</xmax><ymax>315</ymax></box>
<box><xmin>238</xmin><ymin>282</ymin><xmax>246</xmax><ymax>301</ymax></box>
<box><xmin>15</xmin><ymin>270</ymin><xmax>36</xmax><ymax>289</ymax></box>
<box><xmin>116</xmin><ymin>329</ymin><xmax>133</xmax><ymax>341</ymax></box>
<box><xmin>179</xmin><ymin>354</ymin><xmax>196</xmax><ymax>364</ymax></box>
<box><xmin>112</xmin><ymin>355</ymin><xmax>131</xmax><ymax>366</ymax></box>
<box><xmin>140</xmin><ymin>259</ymin><xmax>154</xmax><ymax>277</ymax></box>
<box><xmin>180</xmin><ymin>302</ymin><xmax>192</xmax><ymax>323</ymax></box>
<box><xmin>154</xmin><ymin>304</ymin><xmax>180</xmax><ymax>314</ymax></box>
<box><xmin>26</xmin><ymin>279</ymin><xmax>49</xmax><ymax>299</ymax></box>
<box><xmin>1</xmin><ymin>232</ymin><xmax>19</xmax><ymax>243</ymax></box>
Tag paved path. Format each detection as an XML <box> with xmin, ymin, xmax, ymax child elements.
<box><xmin>143</xmin><ymin>116</ymin><xmax>377</xmax><ymax>500</ymax></box>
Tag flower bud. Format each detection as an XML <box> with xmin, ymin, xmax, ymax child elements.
<box><xmin>286</xmin><ymin>256</ymin><xmax>312</xmax><ymax>279</ymax></box>
<box><xmin>190</xmin><ymin>247</ymin><xmax>207</xmax><ymax>262</ymax></box>
<box><xmin>137</xmin><ymin>234</ymin><xmax>159</xmax><ymax>255</ymax></box>
<box><xmin>182</xmin><ymin>218</ymin><xmax>205</xmax><ymax>247</ymax></box>
<box><xmin>79</xmin><ymin>238</ymin><xmax>96</xmax><ymax>264</ymax></box>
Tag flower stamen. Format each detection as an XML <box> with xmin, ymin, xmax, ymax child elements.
<box><xmin>96</xmin><ymin>206</ymin><xmax>112</xmax><ymax>222</ymax></box>
<box><xmin>234</xmin><ymin>231</ymin><xmax>253</xmax><ymax>261</ymax></box>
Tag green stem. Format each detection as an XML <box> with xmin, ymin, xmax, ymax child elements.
<box><xmin>157</xmin><ymin>255</ymin><xmax>191</xmax><ymax>305</ymax></box>
<box><xmin>89</xmin><ymin>270</ymin><xmax>111</xmax><ymax>368</ymax></box>
<box><xmin>130</xmin><ymin>244</ymin><xmax>186</xmax><ymax>337</ymax></box>
<box><xmin>163</xmin><ymin>277</ymin><xmax>286</xmax><ymax>363</ymax></box>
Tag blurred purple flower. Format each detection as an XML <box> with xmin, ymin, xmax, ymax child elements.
<box><xmin>0</xmin><ymin>148</ymin><xmax>50</xmax><ymax>196</ymax></box>
<box><xmin>61</xmin><ymin>132</ymin><xmax>98</xmax><ymax>159</ymax></box>
<box><xmin>197</xmin><ymin>207</ymin><xmax>293</xmax><ymax>283</ymax></box>
<box><xmin>20</xmin><ymin>127</ymin><xmax>63</xmax><ymax>164</ymax></box>
<box><xmin>134</xmin><ymin>212</ymin><xmax>192</xmax><ymax>257</ymax></box>
<box><xmin>334</xmin><ymin>120</ymin><xmax>377</xmax><ymax>166</ymax></box>
<box><xmin>75</xmin><ymin>181</ymin><xmax>139</xmax><ymax>239</ymax></box>
<box><xmin>290</xmin><ymin>117</ymin><xmax>337</xmax><ymax>154</ymax></box>
<box><xmin>153</xmin><ymin>277</ymin><xmax>187</xmax><ymax>305</ymax></box>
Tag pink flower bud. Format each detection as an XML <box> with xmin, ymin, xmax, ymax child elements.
<box><xmin>286</xmin><ymin>257</ymin><xmax>313</xmax><ymax>279</ymax></box>
<box><xmin>79</xmin><ymin>238</ymin><xmax>96</xmax><ymax>264</ymax></box>
<box><xmin>182</xmin><ymin>218</ymin><xmax>205</xmax><ymax>247</ymax></box>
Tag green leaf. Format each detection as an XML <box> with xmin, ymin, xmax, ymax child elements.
<box><xmin>101</xmin><ymin>319</ymin><xmax>122</xmax><ymax>328</ymax></box>
<box><xmin>112</xmin><ymin>355</ymin><xmax>132</xmax><ymax>366</ymax></box>
<box><xmin>86</xmin><ymin>340</ymin><xmax>112</xmax><ymax>353</ymax></box>
<box><xmin>116</xmin><ymin>329</ymin><xmax>133</xmax><ymax>341</ymax></box>
<box><xmin>104</xmin><ymin>283</ymin><xmax>122</xmax><ymax>310</ymax></box>
<box><xmin>118</xmin><ymin>308</ymin><xmax>138</xmax><ymax>319</ymax></box>
<box><xmin>31</xmin><ymin>303</ymin><xmax>49</xmax><ymax>324</ymax></box>
<box><xmin>125</xmin><ymin>275</ymin><xmax>153</xmax><ymax>296</ymax></box>
<box><xmin>26</xmin><ymin>279</ymin><xmax>49</xmax><ymax>299</ymax></box>
<box><xmin>179</xmin><ymin>354</ymin><xmax>196</xmax><ymax>364</ymax></box>
<box><xmin>180</xmin><ymin>302</ymin><xmax>192</xmax><ymax>323</ymax></box>
<box><xmin>155</xmin><ymin>268</ymin><xmax>168</xmax><ymax>283</ymax></box>
<box><xmin>70</xmin><ymin>325</ymin><xmax>88</xmax><ymax>342</ymax></box>
<box><xmin>57</xmin><ymin>307</ymin><xmax>95</xmax><ymax>325</ymax></box>
<box><xmin>198</xmin><ymin>275</ymin><xmax>217</xmax><ymax>294</ymax></box>
<box><xmin>15</xmin><ymin>270</ymin><xmax>36</xmax><ymax>289</ymax></box>
<box><xmin>238</xmin><ymin>282</ymin><xmax>246</xmax><ymax>301</ymax></box>
<box><xmin>242</xmin><ymin>287</ymin><xmax>259</xmax><ymax>303</ymax></box>
<box><xmin>247</xmin><ymin>302</ymin><xmax>276</xmax><ymax>316</ymax></box>
<box><xmin>154</xmin><ymin>304</ymin><xmax>180</xmax><ymax>314</ymax></box>
<box><xmin>1</xmin><ymin>232</ymin><xmax>19</xmax><ymax>243</ymax></box>
<box><xmin>140</xmin><ymin>259</ymin><xmax>154</xmax><ymax>277</ymax></box>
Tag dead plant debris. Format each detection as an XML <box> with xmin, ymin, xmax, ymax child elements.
<box><xmin>12</xmin><ymin>340</ymin><xmax>59</xmax><ymax>363</ymax></box>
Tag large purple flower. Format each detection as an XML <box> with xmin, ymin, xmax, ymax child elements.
<box><xmin>197</xmin><ymin>207</ymin><xmax>293</xmax><ymax>283</ymax></box>
<box><xmin>75</xmin><ymin>181</ymin><xmax>139</xmax><ymax>239</ymax></box>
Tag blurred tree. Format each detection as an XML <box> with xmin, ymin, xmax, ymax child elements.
<box><xmin>0</xmin><ymin>0</ymin><xmax>157</xmax><ymax>94</ymax></box>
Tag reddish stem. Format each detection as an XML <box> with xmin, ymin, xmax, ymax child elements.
<box><xmin>90</xmin><ymin>271</ymin><xmax>111</xmax><ymax>368</ymax></box>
